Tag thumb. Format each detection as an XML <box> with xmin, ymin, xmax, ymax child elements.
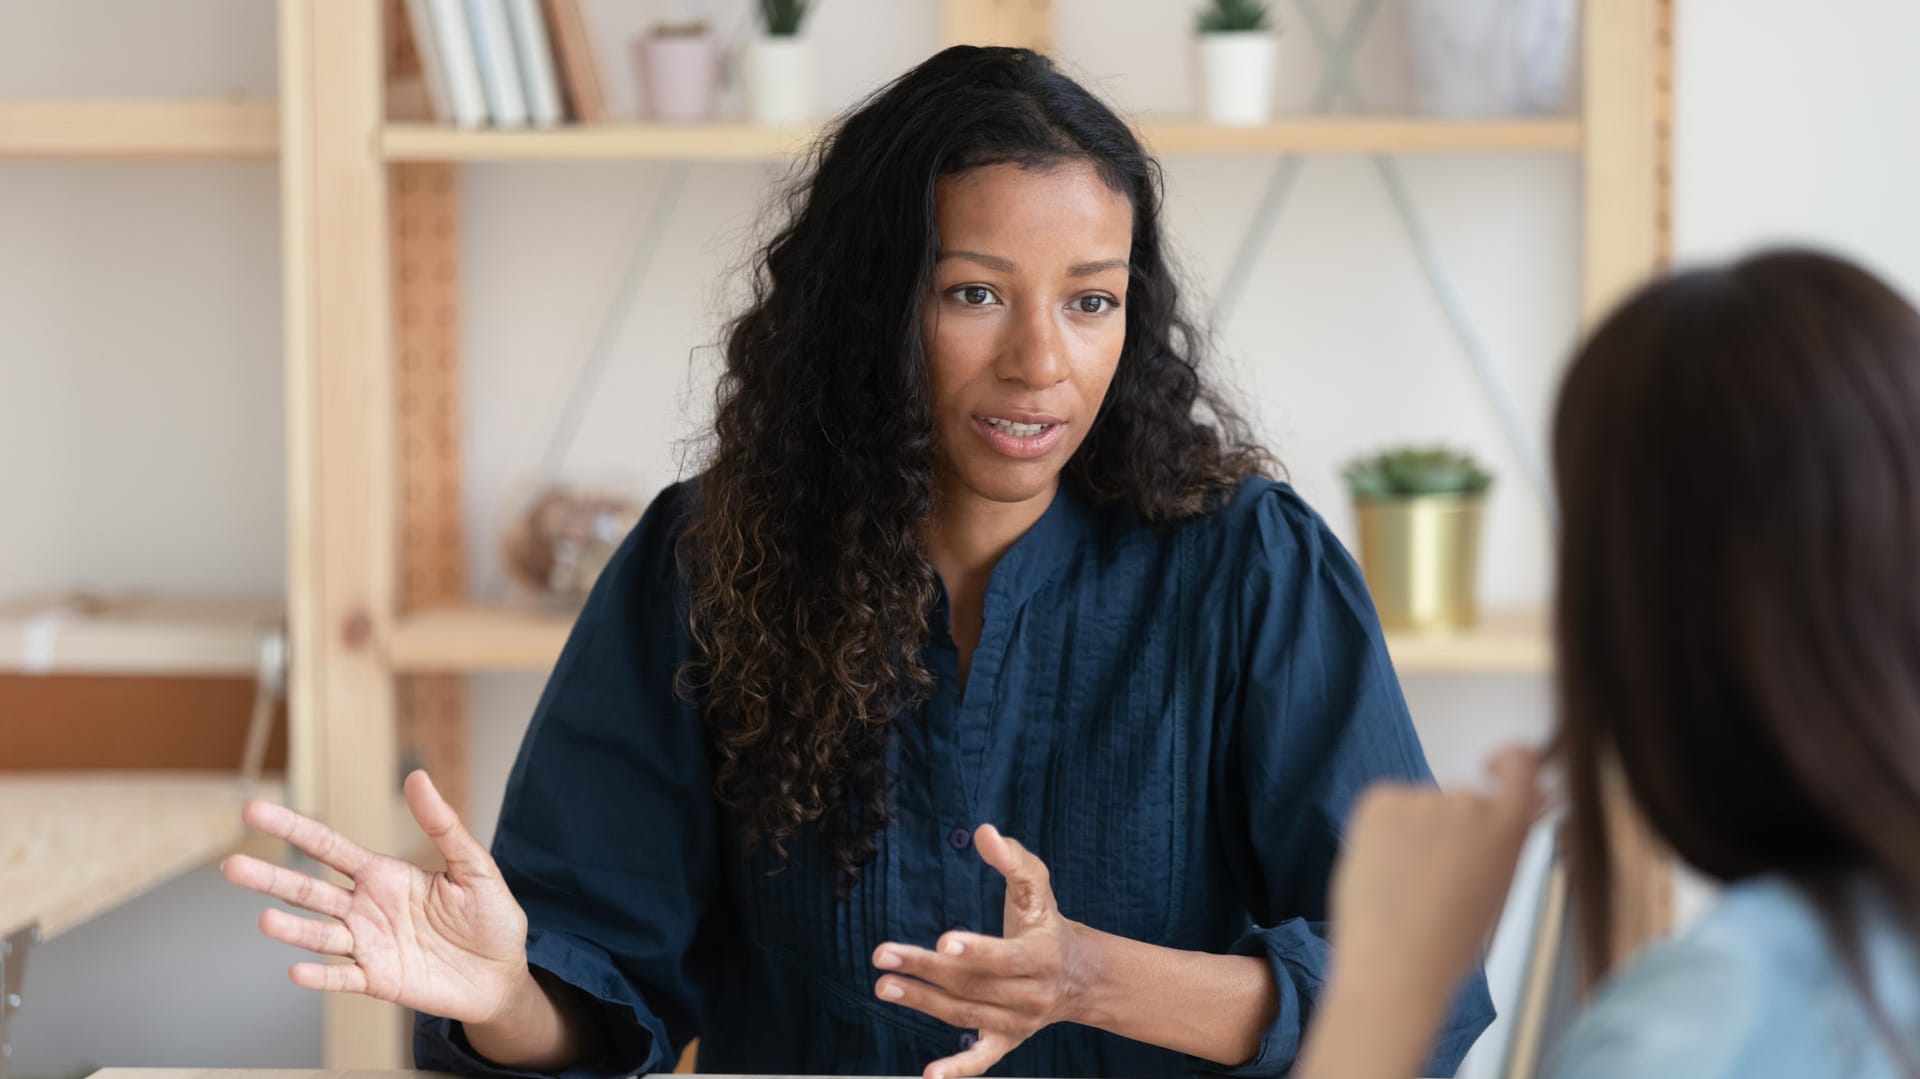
<box><xmin>975</xmin><ymin>824</ymin><xmax>1054</xmax><ymax>921</ymax></box>
<box><xmin>404</xmin><ymin>769</ymin><xmax>492</xmax><ymax>879</ymax></box>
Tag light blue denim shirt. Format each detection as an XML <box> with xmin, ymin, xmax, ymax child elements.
<box><xmin>1550</xmin><ymin>875</ymin><xmax>1920</xmax><ymax>1079</ymax></box>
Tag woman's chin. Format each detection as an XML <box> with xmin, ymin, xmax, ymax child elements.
<box><xmin>947</xmin><ymin>457</ymin><xmax>1063</xmax><ymax>507</ymax></box>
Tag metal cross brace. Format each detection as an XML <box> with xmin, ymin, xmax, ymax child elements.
<box><xmin>539</xmin><ymin>163</ymin><xmax>693</xmax><ymax>480</ymax></box>
<box><xmin>1209</xmin><ymin>0</ymin><xmax>1383</xmax><ymax>328</ymax></box>
<box><xmin>1210</xmin><ymin>0</ymin><xmax>1556</xmax><ymax>516</ymax></box>
<box><xmin>0</xmin><ymin>923</ymin><xmax>38</xmax><ymax>1079</ymax></box>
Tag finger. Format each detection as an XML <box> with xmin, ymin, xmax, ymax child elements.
<box><xmin>922</xmin><ymin>1032</ymin><xmax>1013</xmax><ymax>1079</ymax></box>
<box><xmin>877</xmin><ymin>936</ymin><xmax>1032</xmax><ymax>976</ymax></box>
<box><xmin>973</xmin><ymin>825</ymin><xmax>1054</xmax><ymax>922</ymax></box>
<box><xmin>932</xmin><ymin>930</ymin><xmax>1032</xmax><ymax>975</ymax></box>
<box><xmin>290</xmin><ymin>961</ymin><xmax>370</xmax><ymax>995</ymax></box>
<box><xmin>875</xmin><ymin>974</ymin><xmax>1026</xmax><ymax>1034</ymax></box>
<box><xmin>243</xmin><ymin>799</ymin><xmax>376</xmax><ymax>879</ymax></box>
<box><xmin>1483</xmin><ymin>747</ymin><xmax>1546</xmax><ymax>830</ymax></box>
<box><xmin>874</xmin><ymin>942</ymin><xmax>1033</xmax><ymax>1003</ymax></box>
<box><xmin>404</xmin><ymin>769</ymin><xmax>492</xmax><ymax>879</ymax></box>
<box><xmin>222</xmin><ymin>853</ymin><xmax>354</xmax><ymax>920</ymax></box>
<box><xmin>259</xmin><ymin>908</ymin><xmax>354</xmax><ymax>957</ymax></box>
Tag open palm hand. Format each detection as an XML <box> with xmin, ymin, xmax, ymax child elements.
<box><xmin>223</xmin><ymin>770</ymin><xmax>530</xmax><ymax>1026</ymax></box>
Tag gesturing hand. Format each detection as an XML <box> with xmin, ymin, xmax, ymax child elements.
<box><xmin>873</xmin><ymin>825</ymin><xmax>1093</xmax><ymax>1079</ymax></box>
<box><xmin>1328</xmin><ymin>746</ymin><xmax>1547</xmax><ymax>997</ymax></box>
<box><xmin>221</xmin><ymin>769</ymin><xmax>533</xmax><ymax>1026</ymax></box>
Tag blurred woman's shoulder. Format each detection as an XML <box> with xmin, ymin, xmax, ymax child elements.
<box><xmin>1549</xmin><ymin>875</ymin><xmax>1920</xmax><ymax>1079</ymax></box>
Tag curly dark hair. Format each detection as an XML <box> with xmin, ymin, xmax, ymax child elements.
<box><xmin>680</xmin><ymin>45</ymin><xmax>1272</xmax><ymax>893</ymax></box>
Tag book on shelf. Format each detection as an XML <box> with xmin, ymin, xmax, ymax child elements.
<box><xmin>466</xmin><ymin>0</ymin><xmax>531</xmax><ymax>128</ymax></box>
<box><xmin>395</xmin><ymin>0</ymin><xmax>613</xmax><ymax>129</ymax></box>
<box><xmin>542</xmin><ymin>0</ymin><xmax>609</xmax><ymax>124</ymax></box>
<box><xmin>504</xmin><ymin>0</ymin><xmax>565</xmax><ymax>128</ymax></box>
<box><xmin>400</xmin><ymin>0</ymin><xmax>453</xmax><ymax>123</ymax></box>
<box><xmin>415</xmin><ymin>0</ymin><xmax>489</xmax><ymax>128</ymax></box>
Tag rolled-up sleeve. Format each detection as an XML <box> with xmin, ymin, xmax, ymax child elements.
<box><xmin>414</xmin><ymin>482</ymin><xmax>731</xmax><ymax>1079</ymax></box>
<box><xmin>1202</xmin><ymin>486</ymin><xmax>1495</xmax><ymax>1077</ymax></box>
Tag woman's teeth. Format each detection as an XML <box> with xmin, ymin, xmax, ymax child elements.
<box><xmin>983</xmin><ymin>418</ymin><xmax>1052</xmax><ymax>438</ymax></box>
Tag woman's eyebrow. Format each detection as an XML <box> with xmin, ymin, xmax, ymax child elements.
<box><xmin>938</xmin><ymin>249</ymin><xmax>1015</xmax><ymax>271</ymax></box>
<box><xmin>936</xmin><ymin>251</ymin><xmax>1129</xmax><ymax>277</ymax></box>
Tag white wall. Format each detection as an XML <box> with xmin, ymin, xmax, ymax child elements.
<box><xmin>6</xmin><ymin>0</ymin><xmax>1919</xmax><ymax>1072</ymax></box>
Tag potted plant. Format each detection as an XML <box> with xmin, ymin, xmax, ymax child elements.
<box><xmin>1344</xmin><ymin>447</ymin><xmax>1494</xmax><ymax>633</ymax></box>
<box><xmin>1405</xmin><ymin>0</ymin><xmax>1577</xmax><ymax>116</ymax></box>
<box><xmin>1194</xmin><ymin>0</ymin><xmax>1276</xmax><ymax>127</ymax></box>
<box><xmin>634</xmin><ymin>20</ymin><xmax>721</xmax><ymax>123</ymax></box>
<box><xmin>747</xmin><ymin>0</ymin><xmax>815</xmax><ymax>127</ymax></box>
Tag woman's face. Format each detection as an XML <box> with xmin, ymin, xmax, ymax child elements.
<box><xmin>925</xmin><ymin>159</ymin><xmax>1133</xmax><ymax>510</ymax></box>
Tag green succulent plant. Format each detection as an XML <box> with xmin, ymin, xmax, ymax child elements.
<box><xmin>761</xmin><ymin>0</ymin><xmax>812</xmax><ymax>36</ymax></box>
<box><xmin>1196</xmin><ymin>0</ymin><xmax>1270</xmax><ymax>33</ymax></box>
<box><xmin>1344</xmin><ymin>446</ymin><xmax>1494</xmax><ymax>499</ymax></box>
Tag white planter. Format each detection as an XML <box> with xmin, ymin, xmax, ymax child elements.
<box><xmin>747</xmin><ymin>35</ymin><xmax>812</xmax><ymax>127</ymax></box>
<box><xmin>1406</xmin><ymin>0</ymin><xmax>1577</xmax><ymax>116</ymax></box>
<box><xmin>1196</xmin><ymin>32</ymin><xmax>1277</xmax><ymax>127</ymax></box>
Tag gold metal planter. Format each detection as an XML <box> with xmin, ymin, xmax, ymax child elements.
<box><xmin>1354</xmin><ymin>493</ymin><xmax>1486</xmax><ymax>633</ymax></box>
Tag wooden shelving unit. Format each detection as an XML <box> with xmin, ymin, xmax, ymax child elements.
<box><xmin>0</xmin><ymin>99</ymin><xmax>277</xmax><ymax>159</ymax></box>
<box><xmin>283</xmin><ymin>0</ymin><xmax>1673</xmax><ymax>1065</ymax></box>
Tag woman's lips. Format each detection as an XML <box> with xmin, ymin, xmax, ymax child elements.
<box><xmin>972</xmin><ymin>414</ymin><xmax>1067</xmax><ymax>459</ymax></box>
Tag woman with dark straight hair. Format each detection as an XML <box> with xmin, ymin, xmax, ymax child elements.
<box><xmin>223</xmin><ymin>45</ymin><xmax>1492</xmax><ymax>1079</ymax></box>
<box><xmin>1289</xmin><ymin>249</ymin><xmax>1920</xmax><ymax>1078</ymax></box>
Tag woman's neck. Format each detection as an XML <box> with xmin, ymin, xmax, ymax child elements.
<box><xmin>924</xmin><ymin>478</ymin><xmax>1058</xmax><ymax>596</ymax></box>
<box><xmin>923</xmin><ymin>477</ymin><xmax>1058</xmax><ymax>685</ymax></box>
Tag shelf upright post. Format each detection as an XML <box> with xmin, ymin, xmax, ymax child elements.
<box><xmin>1581</xmin><ymin>0</ymin><xmax>1676</xmax><ymax>971</ymax></box>
<box><xmin>941</xmin><ymin>0</ymin><xmax>1052</xmax><ymax>51</ymax></box>
<box><xmin>281</xmin><ymin>0</ymin><xmax>405</xmax><ymax>1066</ymax></box>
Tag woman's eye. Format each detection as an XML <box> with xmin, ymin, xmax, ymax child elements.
<box><xmin>1076</xmin><ymin>295</ymin><xmax>1115</xmax><ymax>314</ymax></box>
<box><xmin>958</xmin><ymin>286</ymin><xmax>995</xmax><ymax>306</ymax></box>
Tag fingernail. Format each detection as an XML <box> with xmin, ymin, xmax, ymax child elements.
<box><xmin>880</xmin><ymin>981</ymin><xmax>904</xmax><ymax>1000</ymax></box>
<box><xmin>945</xmin><ymin>938</ymin><xmax>965</xmax><ymax>956</ymax></box>
<box><xmin>876</xmin><ymin>950</ymin><xmax>901</xmax><ymax>969</ymax></box>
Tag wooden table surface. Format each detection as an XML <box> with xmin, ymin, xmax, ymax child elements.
<box><xmin>90</xmin><ymin>1059</ymin><xmax>1443</xmax><ymax>1067</ymax></box>
<box><xmin>88</xmin><ymin>1073</ymin><xmax>904</xmax><ymax>1079</ymax></box>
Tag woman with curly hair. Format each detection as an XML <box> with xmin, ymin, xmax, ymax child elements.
<box><xmin>225</xmin><ymin>46</ymin><xmax>1490</xmax><ymax>1078</ymax></box>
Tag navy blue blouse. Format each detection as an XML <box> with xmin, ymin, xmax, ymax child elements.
<box><xmin>415</xmin><ymin>477</ymin><xmax>1493</xmax><ymax>1078</ymax></box>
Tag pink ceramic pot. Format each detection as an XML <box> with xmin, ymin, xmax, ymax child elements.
<box><xmin>635</xmin><ymin>32</ymin><xmax>721</xmax><ymax>123</ymax></box>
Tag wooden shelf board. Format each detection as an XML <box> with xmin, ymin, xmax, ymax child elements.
<box><xmin>1139</xmin><ymin>117</ymin><xmax>1581</xmax><ymax>155</ymax></box>
<box><xmin>0</xmin><ymin>594</ymin><xmax>283</xmax><ymax>677</ymax></box>
<box><xmin>382</xmin><ymin>116</ymin><xmax>1579</xmax><ymax>162</ymax></box>
<box><xmin>0</xmin><ymin>771</ymin><xmax>285</xmax><ymax>939</ymax></box>
<box><xmin>1384</xmin><ymin>608</ymin><xmax>1552</xmax><ymax>674</ymax></box>
<box><xmin>396</xmin><ymin>602</ymin><xmax>1550</xmax><ymax>675</ymax></box>
<box><xmin>0</xmin><ymin>591</ymin><xmax>282</xmax><ymax>675</ymax></box>
<box><xmin>383</xmin><ymin>122</ymin><xmax>820</xmax><ymax>162</ymax></box>
<box><xmin>391</xmin><ymin>604</ymin><xmax>571</xmax><ymax>671</ymax></box>
<box><xmin>0</xmin><ymin>99</ymin><xmax>278</xmax><ymax>159</ymax></box>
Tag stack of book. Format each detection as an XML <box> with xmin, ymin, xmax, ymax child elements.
<box><xmin>403</xmin><ymin>0</ymin><xmax>609</xmax><ymax>129</ymax></box>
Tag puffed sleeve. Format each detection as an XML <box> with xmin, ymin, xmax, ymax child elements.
<box><xmin>414</xmin><ymin>481</ymin><xmax>734</xmax><ymax>1078</ymax></box>
<box><xmin>1202</xmin><ymin>483</ymin><xmax>1495</xmax><ymax>1077</ymax></box>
